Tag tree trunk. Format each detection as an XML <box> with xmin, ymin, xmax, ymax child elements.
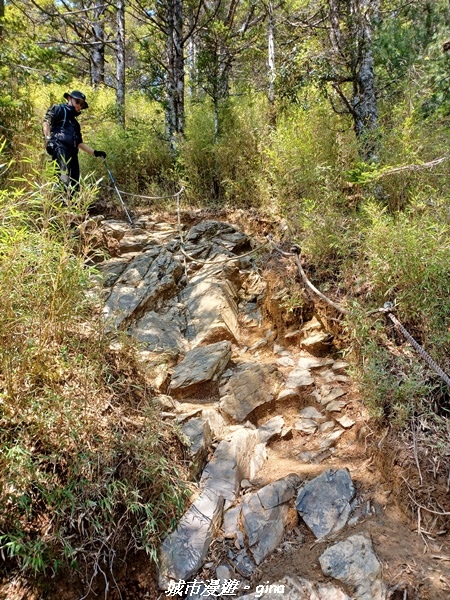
<box><xmin>116</xmin><ymin>0</ymin><xmax>126</xmax><ymax>128</ymax></box>
<box><xmin>91</xmin><ymin>4</ymin><xmax>105</xmax><ymax>87</ymax></box>
<box><xmin>187</xmin><ymin>15</ymin><xmax>196</xmax><ymax>98</ymax></box>
<box><xmin>329</xmin><ymin>0</ymin><xmax>379</xmax><ymax>162</ymax></box>
<box><xmin>267</xmin><ymin>1</ymin><xmax>275</xmax><ymax>106</ymax></box>
<box><xmin>165</xmin><ymin>0</ymin><xmax>185</xmax><ymax>152</ymax></box>
<box><xmin>350</xmin><ymin>0</ymin><xmax>379</xmax><ymax>162</ymax></box>
<box><xmin>213</xmin><ymin>94</ymin><xmax>220</xmax><ymax>142</ymax></box>
<box><xmin>0</xmin><ymin>0</ymin><xmax>4</xmax><ymax>39</ymax></box>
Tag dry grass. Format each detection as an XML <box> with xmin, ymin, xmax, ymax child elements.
<box><xmin>0</xmin><ymin>169</ymin><xmax>190</xmax><ymax>595</ymax></box>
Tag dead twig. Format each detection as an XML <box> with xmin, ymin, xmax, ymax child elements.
<box><xmin>408</xmin><ymin>493</ymin><xmax>450</xmax><ymax>516</ymax></box>
<box><xmin>411</xmin><ymin>418</ymin><xmax>423</xmax><ymax>486</ymax></box>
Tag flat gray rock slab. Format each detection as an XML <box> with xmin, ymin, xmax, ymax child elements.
<box><xmin>326</xmin><ymin>400</ymin><xmax>347</xmax><ymax>412</ymax></box>
<box><xmin>100</xmin><ymin>219</ymin><xmax>130</xmax><ymax>240</ymax></box>
<box><xmin>332</xmin><ymin>360</ymin><xmax>349</xmax><ymax>371</ymax></box>
<box><xmin>182</xmin><ymin>418</ymin><xmax>213</xmax><ymax>477</ymax></box>
<box><xmin>131</xmin><ymin>309</ymin><xmax>186</xmax><ymax>352</ymax></box>
<box><xmin>277</xmin><ymin>356</ymin><xmax>295</xmax><ymax>367</ymax></box>
<box><xmin>319</xmin><ymin>428</ymin><xmax>345</xmax><ymax>450</ymax></box>
<box><xmin>95</xmin><ymin>257</ymin><xmax>129</xmax><ymax>287</ymax></box>
<box><xmin>320</xmin><ymin>387</ymin><xmax>346</xmax><ymax>404</ymax></box>
<box><xmin>301</xmin><ymin>331</ymin><xmax>332</xmax><ymax>354</ymax></box>
<box><xmin>119</xmin><ymin>231</ymin><xmax>152</xmax><ymax>253</ymax></box>
<box><xmin>318</xmin><ymin>369</ymin><xmax>338</xmax><ymax>383</ymax></box>
<box><xmin>201</xmin><ymin>407</ymin><xmax>227</xmax><ymax>439</ymax></box>
<box><xmin>294</xmin><ymin>418</ymin><xmax>318</xmax><ymax>434</ymax></box>
<box><xmin>297</xmin><ymin>355</ymin><xmax>334</xmax><ymax>370</ymax></box>
<box><xmin>169</xmin><ymin>341</ymin><xmax>232</xmax><ymax>394</ymax></box>
<box><xmin>299</xmin><ymin>406</ymin><xmax>326</xmax><ymax>422</ymax></box>
<box><xmin>222</xmin><ymin>505</ymin><xmax>241</xmax><ymax>538</ymax></box>
<box><xmin>182</xmin><ymin>262</ymin><xmax>240</xmax><ymax>345</ymax></box>
<box><xmin>200</xmin><ymin>428</ymin><xmax>267</xmax><ymax>501</ymax></box>
<box><xmin>241</xmin><ymin>475</ymin><xmax>300</xmax><ymax>565</ymax></box>
<box><xmin>296</xmin><ymin>468</ymin><xmax>355</xmax><ymax>538</ymax></box>
<box><xmin>285</xmin><ymin>368</ymin><xmax>314</xmax><ymax>389</ymax></box>
<box><xmin>319</xmin><ymin>534</ymin><xmax>386</xmax><ymax>600</ymax></box>
<box><xmin>185</xmin><ymin>220</ymin><xmax>249</xmax><ymax>255</ymax></box>
<box><xmin>297</xmin><ymin>450</ymin><xmax>329</xmax><ymax>465</ymax></box>
<box><xmin>319</xmin><ymin>420</ymin><xmax>335</xmax><ymax>433</ymax></box>
<box><xmin>277</xmin><ymin>388</ymin><xmax>301</xmax><ymax>402</ymax></box>
<box><xmin>103</xmin><ymin>247</ymin><xmax>183</xmax><ymax>330</ymax></box>
<box><xmin>219</xmin><ymin>363</ymin><xmax>282</xmax><ymax>422</ymax></box>
<box><xmin>258</xmin><ymin>415</ymin><xmax>285</xmax><ymax>443</ymax></box>
<box><xmin>235</xmin><ymin>575</ymin><xmax>351</xmax><ymax>599</ymax></box>
<box><xmin>336</xmin><ymin>415</ymin><xmax>355</xmax><ymax>429</ymax></box>
<box><xmin>158</xmin><ymin>488</ymin><xmax>224</xmax><ymax>589</ymax></box>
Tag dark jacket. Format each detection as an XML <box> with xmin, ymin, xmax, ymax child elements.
<box><xmin>44</xmin><ymin>103</ymin><xmax>83</xmax><ymax>151</ymax></box>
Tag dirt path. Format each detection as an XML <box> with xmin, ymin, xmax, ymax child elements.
<box><xmin>161</xmin><ymin>211</ymin><xmax>450</xmax><ymax>600</ymax></box>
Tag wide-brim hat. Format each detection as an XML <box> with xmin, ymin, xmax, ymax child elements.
<box><xmin>63</xmin><ymin>90</ymin><xmax>89</xmax><ymax>109</ymax></box>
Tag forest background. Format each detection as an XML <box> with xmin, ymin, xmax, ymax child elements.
<box><xmin>1</xmin><ymin>0</ymin><xmax>450</xmax><ymax>595</ymax></box>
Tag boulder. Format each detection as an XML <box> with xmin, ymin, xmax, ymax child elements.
<box><xmin>182</xmin><ymin>418</ymin><xmax>213</xmax><ymax>477</ymax></box>
<box><xmin>219</xmin><ymin>363</ymin><xmax>282</xmax><ymax>422</ymax></box>
<box><xmin>200</xmin><ymin>428</ymin><xmax>267</xmax><ymax>502</ymax></box>
<box><xmin>319</xmin><ymin>534</ymin><xmax>386</xmax><ymax>600</ymax></box>
<box><xmin>103</xmin><ymin>247</ymin><xmax>183</xmax><ymax>330</ymax></box>
<box><xmin>296</xmin><ymin>468</ymin><xmax>355</xmax><ymax>538</ymax></box>
<box><xmin>182</xmin><ymin>261</ymin><xmax>241</xmax><ymax>346</ymax></box>
<box><xmin>131</xmin><ymin>309</ymin><xmax>186</xmax><ymax>352</ymax></box>
<box><xmin>241</xmin><ymin>475</ymin><xmax>300</xmax><ymax>565</ymax></box>
<box><xmin>169</xmin><ymin>341</ymin><xmax>232</xmax><ymax>396</ymax></box>
<box><xmin>158</xmin><ymin>488</ymin><xmax>224</xmax><ymax>589</ymax></box>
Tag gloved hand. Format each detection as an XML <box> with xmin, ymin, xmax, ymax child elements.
<box><xmin>46</xmin><ymin>140</ymin><xmax>55</xmax><ymax>157</ymax></box>
<box><xmin>94</xmin><ymin>150</ymin><xmax>107</xmax><ymax>159</ymax></box>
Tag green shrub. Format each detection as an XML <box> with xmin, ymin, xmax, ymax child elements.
<box><xmin>181</xmin><ymin>94</ymin><xmax>271</xmax><ymax>207</ymax></box>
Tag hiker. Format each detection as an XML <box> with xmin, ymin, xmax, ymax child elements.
<box><xmin>42</xmin><ymin>90</ymin><xmax>107</xmax><ymax>193</ymax></box>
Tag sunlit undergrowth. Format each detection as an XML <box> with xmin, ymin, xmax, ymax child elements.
<box><xmin>343</xmin><ymin>199</ymin><xmax>450</xmax><ymax>423</ymax></box>
<box><xmin>0</xmin><ymin>161</ymin><xmax>189</xmax><ymax>587</ymax></box>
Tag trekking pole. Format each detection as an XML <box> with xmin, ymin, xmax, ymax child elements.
<box><xmin>103</xmin><ymin>160</ymin><xmax>134</xmax><ymax>225</ymax></box>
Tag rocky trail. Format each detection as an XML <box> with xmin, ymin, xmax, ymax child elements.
<box><xmin>90</xmin><ymin>212</ymin><xmax>450</xmax><ymax>600</ymax></box>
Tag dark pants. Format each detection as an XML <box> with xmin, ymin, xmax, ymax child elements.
<box><xmin>52</xmin><ymin>144</ymin><xmax>80</xmax><ymax>193</ymax></box>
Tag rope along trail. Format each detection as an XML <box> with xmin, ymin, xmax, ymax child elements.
<box><xmin>271</xmin><ymin>243</ymin><xmax>450</xmax><ymax>388</ymax></box>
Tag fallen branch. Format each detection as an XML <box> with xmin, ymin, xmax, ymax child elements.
<box><xmin>375</xmin><ymin>156</ymin><xmax>449</xmax><ymax>180</ymax></box>
<box><xmin>271</xmin><ymin>243</ymin><xmax>348</xmax><ymax>315</ymax></box>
